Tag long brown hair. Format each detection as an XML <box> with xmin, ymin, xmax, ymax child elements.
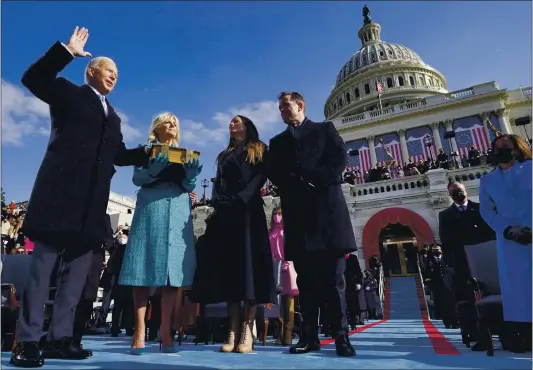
<box><xmin>217</xmin><ymin>115</ymin><xmax>265</xmax><ymax>165</ymax></box>
<box><xmin>490</xmin><ymin>134</ymin><xmax>532</xmax><ymax>164</ymax></box>
<box><xmin>269</xmin><ymin>206</ymin><xmax>282</xmax><ymax>232</ymax></box>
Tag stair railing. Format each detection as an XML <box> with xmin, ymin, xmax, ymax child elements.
<box><xmin>416</xmin><ymin>260</ymin><xmax>430</xmax><ymax>319</ymax></box>
<box><xmin>378</xmin><ymin>265</ymin><xmax>385</xmax><ymax>313</ymax></box>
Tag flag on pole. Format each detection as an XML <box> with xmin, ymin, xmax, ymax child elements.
<box><xmin>378</xmin><ymin>137</ymin><xmax>393</xmax><ymax>160</ymax></box>
<box><xmin>376</xmin><ymin>80</ymin><xmax>383</xmax><ymax>97</ymax></box>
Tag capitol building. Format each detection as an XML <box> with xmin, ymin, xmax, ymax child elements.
<box><xmin>117</xmin><ymin>7</ymin><xmax>532</xmax><ymax>274</ymax></box>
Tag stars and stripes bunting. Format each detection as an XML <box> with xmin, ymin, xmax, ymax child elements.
<box><xmin>455</xmin><ymin>124</ymin><xmax>491</xmax><ymax>158</ymax></box>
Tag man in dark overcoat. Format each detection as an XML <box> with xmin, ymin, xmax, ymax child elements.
<box><xmin>10</xmin><ymin>27</ymin><xmax>148</xmax><ymax>368</ymax></box>
<box><xmin>268</xmin><ymin>91</ymin><xmax>356</xmax><ymax>357</ymax></box>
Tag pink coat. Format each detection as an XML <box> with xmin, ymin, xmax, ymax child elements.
<box><xmin>269</xmin><ymin>223</ymin><xmax>298</xmax><ymax>296</ymax></box>
<box><xmin>24</xmin><ymin>237</ymin><xmax>34</xmax><ymax>252</ymax></box>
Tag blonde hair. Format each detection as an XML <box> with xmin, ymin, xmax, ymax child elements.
<box><xmin>148</xmin><ymin>112</ymin><xmax>180</xmax><ymax>146</ymax></box>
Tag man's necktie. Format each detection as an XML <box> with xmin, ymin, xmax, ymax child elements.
<box><xmin>459</xmin><ymin>205</ymin><xmax>467</xmax><ymax>212</ymax></box>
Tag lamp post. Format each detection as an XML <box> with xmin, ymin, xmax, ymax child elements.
<box><xmin>201</xmin><ymin>178</ymin><xmax>209</xmax><ymax>201</ymax></box>
<box><xmin>423</xmin><ymin>134</ymin><xmax>434</xmax><ymax>162</ymax></box>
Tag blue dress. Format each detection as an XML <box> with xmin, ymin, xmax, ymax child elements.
<box><xmin>119</xmin><ymin>144</ymin><xmax>198</xmax><ymax>288</ymax></box>
<box><xmin>479</xmin><ymin>160</ymin><xmax>532</xmax><ymax>323</ymax></box>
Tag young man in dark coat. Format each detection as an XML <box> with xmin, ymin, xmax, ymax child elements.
<box><xmin>11</xmin><ymin>27</ymin><xmax>149</xmax><ymax>368</ymax></box>
<box><xmin>268</xmin><ymin>91</ymin><xmax>356</xmax><ymax>357</ymax></box>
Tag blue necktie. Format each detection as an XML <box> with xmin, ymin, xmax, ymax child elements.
<box><xmin>459</xmin><ymin>205</ymin><xmax>467</xmax><ymax>212</ymax></box>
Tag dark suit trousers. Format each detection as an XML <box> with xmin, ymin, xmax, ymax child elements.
<box><xmin>16</xmin><ymin>241</ymin><xmax>93</xmax><ymax>343</ymax></box>
<box><xmin>293</xmin><ymin>252</ymin><xmax>348</xmax><ymax>342</ymax></box>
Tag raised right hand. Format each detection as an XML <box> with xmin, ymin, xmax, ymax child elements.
<box><xmin>147</xmin><ymin>153</ymin><xmax>170</xmax><ymax>177</ymax></box>
<box><xmin>65</xmin><ymin>26</ymin><xmax>92</xmax><ymax>57</ymax></box>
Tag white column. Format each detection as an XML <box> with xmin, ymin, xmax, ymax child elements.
<box><xmin>494</xmin><ymin>108</ymin><xmax>513</xmax><ymax>134</ymax></box>
<box><xmin>367</xmin><ymin>135</ymin><xmax>377</xmax><ymax>167</ymax></box>
<box><xmin>443</xmin><ymin>120</ymin><xmax>460</xmax><ymax>168</ymax></box>
<box><xmin>430</xmin><ymin>122</ymin><xmax>443</xmax><ymax>151</ymax></box>
<box><xmin>397</xmin><ymin>129</ymin><xmax>409</xmax><ymax>163</ymax></box>
<box><xmin>479</xmin><ymin>112</ymin><xmax>492</xmax><ymax>142</ymax></box>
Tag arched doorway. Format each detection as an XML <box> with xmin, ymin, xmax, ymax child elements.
<box><xmin>362</xmin><ymin>207</ymin><xmax>434</xmax><ymax>270</ymax></box>
<box><xmin>379</xmin><ymin>224</ymin><xmax>419</xmax><ymax>277</ymax></box>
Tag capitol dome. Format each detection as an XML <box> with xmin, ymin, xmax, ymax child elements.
<box><xmin>325</xmin><ymin>6</ymin><xmax>448</xmax><ymax>120</ymax></box>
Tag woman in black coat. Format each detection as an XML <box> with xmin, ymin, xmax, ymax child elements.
<box><xmin>191</xmin><ymin>115</ymin><xmax>276</xmax><ymax>354</ymax></box>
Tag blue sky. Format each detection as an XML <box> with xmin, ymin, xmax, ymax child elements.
<box><xmin>2</xmin><ymin>1</ymin><xmax>531</xmax><ymax>202</ymax></box>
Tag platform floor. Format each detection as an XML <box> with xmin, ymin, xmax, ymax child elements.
<box><xmin>3</xmin><ymin>277</ymin><xmax>530</xmax><ymax>369</ymax></box>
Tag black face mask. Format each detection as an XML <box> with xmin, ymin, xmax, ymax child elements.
<box><xmin>493</xmin><ymin>148</ymin><xmax>514</xmax><ymax>163</ymax></box>
<box><xmin>450</xmin><ymin>189</ymin><xmax>466</xmax><ymax>203</ymax></box>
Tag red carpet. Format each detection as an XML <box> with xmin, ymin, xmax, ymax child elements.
<box><xmin>415</xmin><ymin>275</ymin><xmax>460</xmax><ymax>355</ymax></box>
<box><xmin>321</xmin><ymin>279</ymin><xmax>390</xmax><ymax>346</ymax></box>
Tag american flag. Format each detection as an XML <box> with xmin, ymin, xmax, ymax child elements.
<box><xmin>376</xmin><ymin>80</ymin><xmax>383</xmax><ymax>96</ymax></box>
<box><xmin>376</xmin><ymin>140</ymin><xmax>403</xmax><ymax>164</ymax></box>
<box><xmin>189</xmin><ymin>191</ymin><xmax>197</xmax><ymax>204</ymax></box>
<box><xmin>455</xmin><ymin>124</ymin><xmax>490</xmax><ymax>158</ymax></box>
<box><xmin>406</xmin><ymin>136</ymin><xmax>437</xmax><ymax>163</ymax></box>
<box><xmin>347</xmin><ymin>146</ymin><xmax>372</xmax><ymax>182</ymax></box>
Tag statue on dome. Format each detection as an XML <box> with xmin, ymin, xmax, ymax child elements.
<box><xmin>363</xmin><ymin>4</ymin><xmax>372</xmax><ymax>25</ymax></box>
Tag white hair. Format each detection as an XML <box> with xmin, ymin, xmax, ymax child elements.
<box><xmin>84</xmin><ymin>57</ymin><xmax>115</xmax><ymax>84</ymax></box>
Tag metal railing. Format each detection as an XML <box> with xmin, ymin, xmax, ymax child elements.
<box><xmin>416</xmin><ymin>261</ymin><xmax>430</xmax><ymax>318</ymax></box>
<box><xmin>377</xmin><ymin>265</ymin><xmax>385</xmax><ymax>314</ymax></box>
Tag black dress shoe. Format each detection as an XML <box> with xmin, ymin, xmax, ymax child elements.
<box><xmin>289</xmin><ymin>339</ymin><xmax>321</xmax><ymax>354</ymax></box>
<box><xmin>76</xmin><ymin>343</ymin><xmax>93</xmax><ymax>357</ymax></box>
<box><xmin>41</xmin><ymin>337</ymin><xmax>90</xmax><ymax>360</ymax></box>
<box><xmin>335</xmin><ymin>335</ymin><xmax>356</xmax><ymax>357</ymax></box>
<box><xmin>10</xmin><ymin>342</ymin><xmax>44</xmax><ymax>368</ymax></box>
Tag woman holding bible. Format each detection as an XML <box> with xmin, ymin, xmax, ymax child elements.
<box><xmin>119</xmin><ymin>112</ymin><xmax>202</xmax><ymax>354</ymax></box>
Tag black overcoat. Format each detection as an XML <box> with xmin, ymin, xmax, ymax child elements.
<box><xmin>20</xmin><ymin>42</ymin><xmax>148</xmax><ymax>256</ymax></box>
<box><xmin>191</xmin><ymin>145</ymin><xmax>276</xmax><ymax>305</ymax></box>
<box><xmin>438</xmin><ymin>200</ymin><xmax>496</xmax><ymax>276</ymax></box>
<box><xmin>268</xmin><ymin>119</ymin><xmax>357</xmax><ymax>261</ymax></box>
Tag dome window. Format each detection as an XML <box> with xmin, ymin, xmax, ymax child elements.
<box><xmin>364</xmin><ymin>83</ymin><xmax>370</xmax><ymax>95</ymax></box>
<box><xmin>349</xmin><ymin>60</ymin><xmax>353</xmax><ymax>73</ymax></box>
<box><xmin>388</xmin><ymin>49</ymin><xmax>393</xmax><ymax>56</ymax></box>
<box><xmin>419</xmin><ymin>77</ymin><xmax>424</xmax><ymax>86</ymax></box>
<box><xmin>338</xmin><ymin>97</ymin><xmax>343</xmax><ymax>107</ymax></box>
<box><xmin>379</xmin><ymin>50</ymin><xmax>385</xmax><ymax>57</ymax></box>
<box><xmin>334</xmin><ymin>103</ymin><xmax>337</xmax><ymax>110</ymax></box>
<box><xmin>398</xmin><ymin>76</ymin><xmax>405</xmax><ymax>86</ymax></box>
<box><xmin>346</xmin><ymin>92</ymin><xmax>351</xmax><ymax>103</ymax></box>
<box><xmin>370</xmin><ymin>52</ymin><xmax>376</xmax><ymax>62</ymax></box>
<box><xmin>355</xmin><ymin>88</ymin><xmax>360</xmax><ymax>98</ymax></box>
<box><xmin>409</xmin><ymin>76</ymin><xmax>415</xmax><ymax>86</ymax></box>
<box><xmin>386</xmin><ymin>77</ymin><xmax>393</xmax><ymax>88</ymax></box>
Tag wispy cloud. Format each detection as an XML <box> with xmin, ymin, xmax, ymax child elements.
<box><xmin>1</xmin><ymin>79</ymin><xmax>50</xmax><ymax>145</ymax></box>
<box><xmin>181</xmin><ymin>100</ymin><xmax>283</xmax><ymax>147</ymax></box>
<box><xmin>1</xmin><ymin>79</ymin><xmax>144</xmax><ymax>146</ymax></box>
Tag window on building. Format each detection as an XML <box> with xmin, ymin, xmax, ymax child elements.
<box><xmin>338</xmin><ymin>97</ymin><xmax>343</xmax><ymax>107</ymax></box>
<box><xmin>409</xmin><ymin>76</ymin><xmax>415</xmax><ymax>86</ymax></box>
<box><xmin>364</xmin><ymin>83</ymin><xmax>370</xmax><ymax>94</ymax></box>
<box><xmin>386</xmin><ymin>77</ymin><xmax>393</xmax><ymax>88</ymax></box>
<box><xmin>355</xmin><ymin>88</ymin><xmax>360</xmax><ymax>98</ymax></box>
<box><xmin>346</xmin><ymin>92</ymin><xmax>351</xmax><ymax>103</ymax></box>
<box><xmin>419</xmin><ymin>77</ymin><xmax>424</xmax><ymax>85</ymax></box>
<box><xmin>398</xmin><ymin>76</ymin><xmax>405</xmax><ymax>86</ymax></box>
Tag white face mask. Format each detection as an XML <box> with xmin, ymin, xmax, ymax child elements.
<box><xmin>118</xmin><ymin>237</ymin><xmax>128</xmax><ymax>245</ymax></box>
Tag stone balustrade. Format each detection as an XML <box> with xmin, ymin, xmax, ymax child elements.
<box><xmin>348</xmin><ymin>165</ymin><xmax>492</xmax><ymax>201</ymax></box>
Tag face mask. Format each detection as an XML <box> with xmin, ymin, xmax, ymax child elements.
<box><xmin>273</xmin><ymin>214</ymin><xmax>282</xmax><ymax>224</ymax></box>
<box><xmin>493</xmin><ymin>147</ymin><xmax>514</xmax><ymax>163</ymax></box>
<box><xmin>118</xmin><ymin>237</ymin><xmax>127</xmax><ymax>245</ymax></box>
<box><xmin>450</xmin><ymin>189</ymin><xmax>466</xmax><ymax>203</ymax></box>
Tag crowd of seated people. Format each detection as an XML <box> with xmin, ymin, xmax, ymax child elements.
<box><xmin>343</xmin><ymin>146</ymin><xmax>491</xmax><ymax>185</ymax></box>
<box><xmin>1</xmin><ymin>204</ymin><xmax>32</xmax><ymax>256</ymax></box>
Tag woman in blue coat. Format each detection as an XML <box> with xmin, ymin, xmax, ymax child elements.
<box><xmin>119</xmin><ymin>112</ymin><xmax>202</xmax><ymax>354</ymax></box>
<box><xmin>479</xmin><ymin>134</ymin><xmax>531</xmax><ymax>328</ymax></box>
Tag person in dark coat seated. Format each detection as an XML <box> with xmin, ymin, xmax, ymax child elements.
<box><xmin>10</xmin><ymin>27</ymin><xmax>149</xmax><ymax>368</ymax></box>
<box><xmin>268</xmin><ymin>91</ymin><xmax>356</xmax><ymax>357</ymax></box>
<box><xmin>191</xmin><ymin>115</ymin><xmax>276</xmax><ymax>354</ymax></box>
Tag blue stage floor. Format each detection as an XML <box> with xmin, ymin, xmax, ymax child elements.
<box><xmin>3</xmin><ymin>277</ymin><xmax>530</xmax><ymax>369</ymax></box>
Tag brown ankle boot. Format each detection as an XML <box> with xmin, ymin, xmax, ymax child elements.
<box><xmin>237</xmin><ymin>302</ymin><xmax>256</xmax><ymax>353</ymax></box>
<box><xmin>283</xmin><ymin>296</ymin><xmax>295</xmax><ymax>346</ymax></box>
<box><xmin>220</xmin><ymin>303</ymin><xmax>241</xmax><ymax>353</ymax></box>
